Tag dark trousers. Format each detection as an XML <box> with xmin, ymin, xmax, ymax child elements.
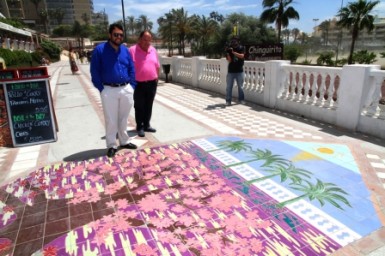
<box><xmin>134</xmin><ymin>80</ymin><xmax>157</xmax><ymax>130</ymax></box>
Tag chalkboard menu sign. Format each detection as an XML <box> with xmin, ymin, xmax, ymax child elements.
<box><xmin>3</xmin><ymin>79</ymin><xmax>57</xmax><ymax>146</ymax></box>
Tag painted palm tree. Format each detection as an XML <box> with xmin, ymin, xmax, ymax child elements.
<box><xmin>276</xmin><ymin>179</ymin><xmax>351</xmax><ymax>210</ymax></box>
<box><xmin>207</xmin><ymin>140</ymin><xmax>252</xmax><ymax>153</ymax></box>
<box><xmin>337</xmin><ymin>0</ymin><xmax>380</xmax><ymax>64</ymax></box>
<box><xmin>244</xmin><ymin>163</ymin><xmax>311</xmax><ymax>185</ymax></box>
<box><xmin>260</xmin><ymin>0</ymin><xmax>300</xmax><ymax>43</ymax></box>
<box><xmin>241</xmin><ymin>163</ymin><xmax>311</xmax><ymax>194</ymax></box>
<box><xmin>225</xmin><ymin>148</ymin><xmax>288</xmax><ymax>168</ymax></box>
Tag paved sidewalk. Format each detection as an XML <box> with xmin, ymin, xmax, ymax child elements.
<box><xmin>0</xmin><ymin>59</ymin><xmax>384</xmax><ymax>255</ymax></box>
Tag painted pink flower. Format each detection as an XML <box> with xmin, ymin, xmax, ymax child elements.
<box><xmin>178</xmin><ymin>214</ymin><xmax>195</xmax><ymax>227</ymax></box>
<box><xmin>133</xmin><ymin>243</ymin><xmax>158</xmax><ymax>256</ymax></box>
<box><xmin>138</xmin><ymin>194</ymin><xmax>168</xmax><ymax>212</ymax></box>
<box><xmin>43</xmin><ymin>245</ymin><xmax>58</xmax><ymax>256</ymax></box>
<box><xmin>115</xmin><ymin>198</ymin><xmax>129</xmax><ymax>209</ymax></box>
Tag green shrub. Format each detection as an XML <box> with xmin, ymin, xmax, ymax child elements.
<box><xmin>317</xmin><ymin>52</ymin><xmax>335</xmax><ymax>66</ymax></box>
<box><xmin>283</xmin><ymin>44</ymin><xmax>302</xmax><ymax>63</ymax></box>
<box><xmin>0</xmin><ymin>48</ymin><xmax>32</xmax><ymax>67</ymax></box>
<box><xmin>353</xmin><ymin>50</ymin><xmax>377</xmax><ymax>64</ymax></box>
<box><xmin>40</xmin><ymin>40</ymin><xmax>62</xmax><ymax>61</ymax></box>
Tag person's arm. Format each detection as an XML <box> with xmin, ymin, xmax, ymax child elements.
<box><xmin>90</xmin><ymin>48</ymin><xmax>104</xmax><ymax>92</ymax></box>
<box><xmin>127</xmin><ymin>51</ymin><xmax>137</xmax><ymax>89</ymax></box>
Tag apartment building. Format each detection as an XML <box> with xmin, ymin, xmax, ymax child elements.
<box><xmin>0</xmin><ymin>0</ymin><xmax>95</xmax><ymax>33</ymax></box>
<box><xmin>314</xmin><ymin>16</ymin><xmax>385</xmax><ymax>50</ymax></box>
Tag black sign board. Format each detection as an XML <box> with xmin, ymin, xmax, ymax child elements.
<box><xmin>3</xmin><ymin>79</ymin><xmax>57</xmax><ymax>146</ymax></box>
<box><xmin>245</xmin><ymin>43</ymin><xmax>283</xmax><ymax>61</ymax></box>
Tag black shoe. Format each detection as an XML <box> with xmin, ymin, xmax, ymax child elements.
<box><xmin>144</xmin><ymin>127</ymin><xmax>156</xmax><ymax>133</ymax></box>
<box><xmin>107</xmin><ymin>148</ymin><xmax>117</xmax><ymax>157</ymax></box>
<box><xmin>137</xmin><ymin>129</ymin><xmax>145</xmax><ymax>137</ymax></box>
<box><xmin>120</xmin><ymin>142</ymin><xmax>137</xmax><ymax>149</ymax></box>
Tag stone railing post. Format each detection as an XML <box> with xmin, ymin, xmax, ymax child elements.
<box><xmin>220</xmin><ymin>58</ymin><xmax>228</xmax><ymax>96</ymax></box>
<box><xmin>171</xmin><ymin>56</ymin><xmax>184</xmax><ymax>84</ymax></box>
<box><xmin>192</xmin><ymin>56</ymin><xmax>206</xmax><ymax>87</ymax></box>
<box><xmin>336</xmin><ymin>64</ymin><xmax>380</xmax><ymax>130</ymax></box>
<box><xmin>264</xmin><ymin>60</ymin><xmax>290</xmax><ymax>108</ymax></box>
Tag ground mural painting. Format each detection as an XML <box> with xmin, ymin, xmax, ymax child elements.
<box><xmin>0</xmin><ymin>136</ymin><xmax>382</xmax><ymax>255</ymax></box>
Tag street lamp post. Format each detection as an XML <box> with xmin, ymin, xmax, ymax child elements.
<box><xmin>312</xmin><ymin>18</ymin><xmax>319</xmax><ymax>36</ymax></box>
<box><xmin>335</xmin><ymin>0</ymin><xmax>344</xmax><ymax>65</ymax></box>
<box><xmin>121</xmin><ymin>0</ymin><xmax>127</xmax><ymax>41</ymax></box>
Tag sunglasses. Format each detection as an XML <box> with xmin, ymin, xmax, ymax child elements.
<box><xmin>113</xmin><ymin>33</ymin><xmax>124</xmax><ymax>38</ymax></box>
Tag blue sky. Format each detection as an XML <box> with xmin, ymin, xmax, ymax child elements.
<box><xmin>93</xmin><ymin>0</ymin><xmax>385</xmax><ymax>34</ymax></box>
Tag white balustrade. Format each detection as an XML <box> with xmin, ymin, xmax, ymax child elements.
<box><xmin>364</xmin><ymin>70</ymin><xmax>385</xmax><ymax>119</ymax></box>
<box><xmin>158</xmin><ymin>55</ymin><xmax>385</xmax><ymax>139</ymax></box>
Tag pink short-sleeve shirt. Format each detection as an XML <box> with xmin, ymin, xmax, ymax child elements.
<box><xmin>129</xmin><ymin>44</ymin><xmax>160</xmax><ymax>82</ymax></box>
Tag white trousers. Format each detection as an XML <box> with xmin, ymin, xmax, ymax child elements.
<box><xmin>100</xmin><ymin>85</ymin><xmax>134</xmax><ymax>148</ymax></box>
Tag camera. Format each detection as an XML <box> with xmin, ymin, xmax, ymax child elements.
<box><xmin>226</xmin><ymin>47</ymin><xmax>233</xmax><ymax>54</ymax></box>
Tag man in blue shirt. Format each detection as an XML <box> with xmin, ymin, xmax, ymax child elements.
<box><xmin>90</xmin><ymin>23</ymin><xmax>137</xmax><ymax>157</ymax></box>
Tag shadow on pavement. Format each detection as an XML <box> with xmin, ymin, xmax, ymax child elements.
<box><xmin>63</xmin><ymin>148</ymin><xmax>106</xmax><ymax>161</ymax></box>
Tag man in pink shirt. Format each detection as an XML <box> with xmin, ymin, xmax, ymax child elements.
<box><xmin>129</xmin><ymin>31</ymin><xmax>160</xmax><ymax>137</ymax></box>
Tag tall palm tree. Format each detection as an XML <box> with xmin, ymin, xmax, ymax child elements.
<box><xmin>49</xmin><ymin>8</ymin><xmax>65</xmax><ymax>25</ymax></box>
<box><xmin>81</xmin><ymin>13</ymin><xmax>90</xmax><ymax>25</ymax></box>
<box><xmin>337</xmin><ymin>0</ymin><xmax>380</xmax><ymax>64</ymax></box>
<box><xmin>171</xmin><ymin>7</ymin><xmax>192</xmax><ymax>55</ymax></box>
<box><xmin>126</xmin><ymin>16</ymin><xmax>136</xmax><ymax>37</ymax></box>
<box><xmin>30</xmin><ymin>0</ymin><xmax>42</xmax><ymax>15</ymax></box>
<box><xmin>158</xmin><ymin>12</ymin><xmax>175</xmax><ymax>56</ymax></box>
<box><xmin>318</xmin><ymin>20</ymin><xmax>331</xmax><ymax>46</ymax></box>
<box><xmin>190</xmin><ymin>15</ymin><xmax>219</xmax><ymax>55</ymax></box>
<box><xmin>39</xmin><ymin>9</ymin><xmax>49</xmax><ymax>34</ymax></box>
<box><xmin>136</xmin><ymin>15</ymin><xmax>153</xmax><ymax>32</ymax></box>
<box><xmin>276</xmin><ymin>179</ymin><xmax>352</xmax><ymax>210</ymax></box>
<box><xmin>260</xmin><ymin>0</ymin><xmax>299</xmax><ymax>43</ymax></box>
<box><xmin>291</xmin><ymin>28</ymin><xmax>300</xmax><ymax>43</ymax></box>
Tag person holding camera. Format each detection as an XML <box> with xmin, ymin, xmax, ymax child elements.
<box><xmin>225</xmin><ymin>37</ymin><xmax>245</xmax><ymax>106</ymax></box>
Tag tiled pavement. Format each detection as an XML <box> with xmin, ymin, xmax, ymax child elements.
<box><xmin>0</xmin><ymin>60</ymin><xmax>385</xmax><ymax>255</ymax></box>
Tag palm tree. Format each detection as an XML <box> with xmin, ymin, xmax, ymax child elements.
<box><xmin>136</xmin><ymin>15</ymin><xmax>153</xmax><ymax>32</ymax></box>
<box><xmin>241</xmin><ymin>163</ymin><xmax>311</xmax><ymax>194</ymax></box>
<box><xmin>337</xmin><ymin>0</ymin><xmax>380</xmax><ymax>64</ymax></box>
<box><xmin>49</xmin><ymin>8</ymin><xmax>65</xmax><ymax>25</ymax></box>
<box><xmin>276</xmin><ymin>179</ymin><xmax>352</xmax><ymax>210</ymax></box>
<box><xmin>244</xmin><ymin>163</ymin><xmax>311</xmax><ymax>185</ymax></box>
<box><xmin>39</xmin><ymin>9</ymin><xmax>49</xmax><ymax>34</ymax></box>
<box><xmin>30</xmin><ymin>0</ymin><xmax>42</xmax><ymax>15</ymax></box>
<box><xmin>226</xmin><ymin>148</ymin><xmax>289</xmax><ymax>168</ymax></box>
<box><xmin>81</xmin><ymin>13</ymin><xmax>90</xmax><ymax>25</ymax></box>
<box><xmin>291</xmin><ymin>28</ymin><xmax>300</xmax><ymax>43</ymax></box>
<box><xmin>126</xmin><ymin>16</ymin><xmax>136</xmax><ymax>37</ymax></box>
<box><xmin>318</xmin><ymin>20</ymin><xmax>331</xmax><ymax>46</ymax></box>
<box><xmin>190</xmin><ymin>15</ymin><xmax>219</xmax><ymax>55</ymax></box>
<box><xmin>158</xmin><ymin>12</ymin><xmax>175</xmax><ymax>56</ymax></box>
<box><xmin>209</xmin><ymin>11</ymin><xmax>225</xmax><ymax>24</ymax></box>
<box><xmin>207</xmin><ymin>140</ymin><xmax>252</xmax><ymax>153</ymax></box>
<box><xmin>171</xmin><ymin>7</ymin><xmax>192</xmax><ymax>55</ymax></box>
<box><xmin>260</xmin><ymin>0</ymin><xmax>300</xmax><ymax>43</ymax></box>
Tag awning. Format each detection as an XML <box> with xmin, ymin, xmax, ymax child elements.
<box><xmin>0</xmin><ymin>21</ymin><xmax>32</xmax><ymax>37</ymax></box>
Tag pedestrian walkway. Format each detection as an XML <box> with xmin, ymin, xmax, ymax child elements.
<box><xmin>0</xmin><ymin>59</ymin><xmax>384</xmax><ymax>255</ymax></box>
